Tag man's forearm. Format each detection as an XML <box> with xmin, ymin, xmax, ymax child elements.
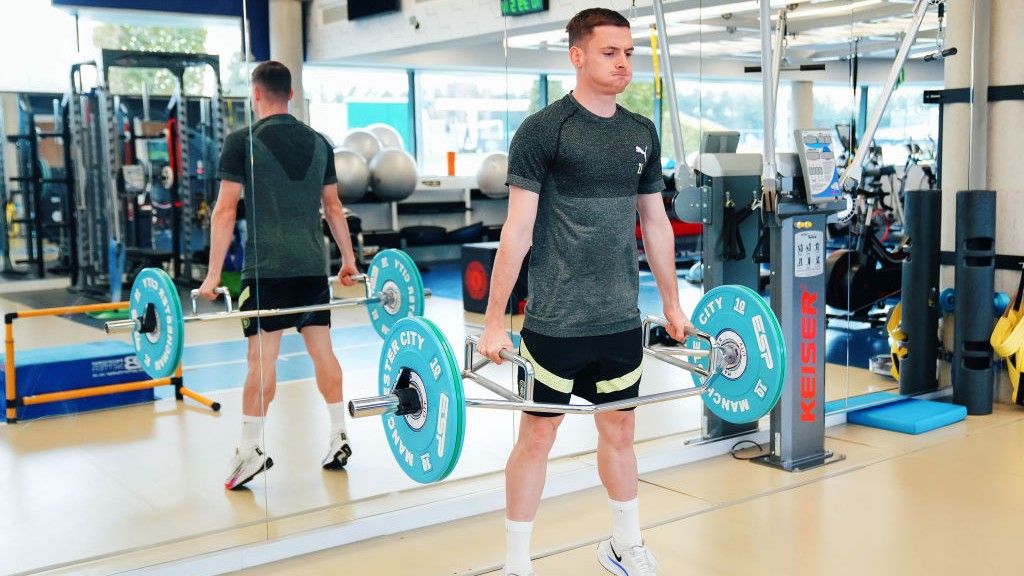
<box><xmin>206</xmin><ymin>210</ymin><xmax>236</xmax><ymax>278</ymax></box>
<box><xmin>483</xmin><ymin>232</ymin><xmax>531</xmax><ymax>327</ymax></box>
<box><xmin>324</xmin><ymin>204</ymin><xmax>357</xmax><ymax>265</ymax></box>
<box><xmin>642</xmin><ymin>218</ymin><xmax>682</xmax><ymax>312</ymax></box>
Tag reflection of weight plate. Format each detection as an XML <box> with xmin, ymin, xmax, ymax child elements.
<box><xmin>160</xmin><ymin>164</ymin><xmax>175</xmax><ymax>189</ymax></box>
<box><xmin>129</xmin><ymin>268</ymin><xmax>184</xmax><ymax>379</ymax></box>
<box><xmin>686</xmin><ymin>285</ymin><xmax>785</xmax><ymax>423</ymax></box>
<box><xmin>378</xmin><ymin>316</ymin><xmax>465</xmax><ymax>484</ymax></box>
<box><xmin>366</xmin><ymin>249</ymin><xmax>425</xmax><ymax>338</ymax></box>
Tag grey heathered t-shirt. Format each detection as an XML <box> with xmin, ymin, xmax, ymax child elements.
<box><xmin>218</xmin><ymin>114</ymin><xmax>337</xmax><ymax>281</ymax></box>
<box><xmin>507</xmin><ymin>93</ymin><xmax>665</xmax><ymax>338</ymax></box>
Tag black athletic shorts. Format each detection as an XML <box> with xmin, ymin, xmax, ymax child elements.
<box><xmin>516</xmin><ymin>326</ymin><xmax>643</xmax><ymax>418</ymax></box>
<box><xmin>238</xmin><ymin>276</ymin><xmax>331</xmax><ymax>337</ymax></box>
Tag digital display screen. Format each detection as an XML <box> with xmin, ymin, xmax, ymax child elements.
<box><xmin>501</xmin><ymin>0</ymin><xmax>549</xmax><ymax>17</ymax></box>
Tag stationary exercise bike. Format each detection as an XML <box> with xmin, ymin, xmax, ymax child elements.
<box><xmin>825</xmin><ymin>151</ymin><xmax>909</xmax><ymax>317</ymax></box>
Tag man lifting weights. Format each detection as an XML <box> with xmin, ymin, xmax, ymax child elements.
<box><xmin>476</xmin><ymin>8</ymin><xmax>694</xmax><ymax>576</ymax></box>
<box><xmin>201</xmin><ymin>61</ymin><xmax>360</xmax><ymax>490</ymax></box>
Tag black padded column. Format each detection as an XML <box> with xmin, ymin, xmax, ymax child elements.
<box><xmin>952</xmin><ymin>190</ymin><xmax>996</xmax><ymax>415</ymax></box>
<box><xmin>899</xmin><ymin>189</ymin><xmax>941</xmax><ymax>394</ymax></box>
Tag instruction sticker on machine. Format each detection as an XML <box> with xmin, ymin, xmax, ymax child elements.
<box><xmin>796</xmin><ymin>129</ymin><xmax>841</xmax><ymax>204</ymax></box>
<box><xmin>794</xmin><ymin>231</ymin><xmax>824</xmax><ymax>277</ymax></box>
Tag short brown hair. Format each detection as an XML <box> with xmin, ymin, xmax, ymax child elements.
<box><xmin>566</xmin><ymin>8</ymin><xmax>630</xmax><ymax>47</ymax></box>
<box><xmin>251</xmin><ymin>61</ymin><xmax>291</xmax><ymax>99</ymax></box>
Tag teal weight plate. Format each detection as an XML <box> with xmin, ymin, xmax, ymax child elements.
<box><xmin>129</xmin><ymin>268</ymin><xmax>184</xmax><ymax>379</ymax></box>
<box><xmin>366</xmin><ymin>249</ymin><xmax>425</xmax><ymax>338</ymax></box>
<box><xmin>687</xmin><ymin>285</ymin><xmax>785</xmax><ymax>424</ymax></box>
<box><xmin>378</xmin><ymin>316</ymin><xmax>465</xmax><ymax>483</ymax></box>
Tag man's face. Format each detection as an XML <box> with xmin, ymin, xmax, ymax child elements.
<box><xmin>572</xmin><ymin>25</ymin><xmax>634</xmax><ymax>95</ymax></box>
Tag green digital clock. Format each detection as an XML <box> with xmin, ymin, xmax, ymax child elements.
<box><xmin>501</xmin><ymin>0</ymin><xmax>549</xmax><ymax>17</ymax></box>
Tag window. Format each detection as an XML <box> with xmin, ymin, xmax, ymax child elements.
<box><xmin>874</xmin><ymin>84</ymin><xmax>940</xmax><ymax>166</ymax></box>
<box><xmin>0</xmin><ymin>0</ymin><xmax>81</xmax><ymax>92</ymax></box>
<box><xmin>415</xmin><ymin>71</ymin><xmax>534</xmax><ymax>176</ymax></box>
<box><xmin>304</xmin><ymin>67</ymin><xmax>411</xmax><ymax>150</ymax></box>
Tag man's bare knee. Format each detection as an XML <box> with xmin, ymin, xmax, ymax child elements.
<box><xmin>596</xmin><ymin>411</ymin><xmax>635</xmax><ymax>449</ymax></box>
<box><xmin>516</xmin><ymin>414</ymin><xmax>563</xmax><ymax>456</ymax></box>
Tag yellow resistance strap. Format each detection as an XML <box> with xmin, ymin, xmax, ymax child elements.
<box><xmin>991</xmin><ymin>288</ymin><xmax>1024</xmax><ymax>406</ymax></box>
<box><xmin>887</xmin><ymin>302</ymin><xmax>907</xmax><ymax>381</ymax></box>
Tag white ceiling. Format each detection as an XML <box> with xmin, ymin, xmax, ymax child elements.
<box><xmin>508</xmin><ymin>0</ymin><xmax>945</xmax><ymax>64</ymax></box>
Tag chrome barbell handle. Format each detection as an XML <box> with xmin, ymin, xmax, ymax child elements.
<box><xmin>328</xmin><ymin>273</ymin><xmax>369</xmax><ymax>300</ymax></box>
<box><xmin>641</xmin><ymin>315</ymin><xmax>716</xmax><ymax>380</ymax></box>
<box><xmin>641</xmin><ymin>315</ymin><xmax>712</xmax><ymax>347</ymax></box>
<box><xmin>463</xmin><ymin>335</ymin><xmax>536</xmax><ymax>402</ymax></box>
<box><xmin>189</xmin><ymin>287</ymin><xmax>232</xmax><ymax>316</ymax></box>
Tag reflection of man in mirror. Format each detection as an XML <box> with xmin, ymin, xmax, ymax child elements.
<box><xmin>476</xmin><ymin>8</ymin><xmax>694</xmax><ymax>576</ymax></box>
<box><xmin>200</xmin><ymin>61</ymin><xmax>361</xmax><ymax>490</ymax></box>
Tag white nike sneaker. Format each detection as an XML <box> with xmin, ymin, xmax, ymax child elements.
<box><xmin>597</xmin><ymin>538</ymin><xmax>659</xmax><ymax>576</ymax></box>
<box><xmin>321</xmin><ymin>431</ymin><xmax>353</xmax><ymax>470</ymax></box>
<box><xmin>224</xmin><ymin>446</ymin><xmax>273</xmax><ymax>490</ymax></box>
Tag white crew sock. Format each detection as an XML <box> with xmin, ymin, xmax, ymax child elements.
<box><xmin>326</xmin><ymin>401</ymin><xmax>347</xmax><ymax>436</ymax></box>
<box><xmin>240</xmin><ymin>415</ymin><xmax>265</xmax><ymax>452</ymax></box>
<box><xmin>504</xmin><ymin>518</ymin><xmax>534</xmax><ymax>575</ymax></box>
<box><xmin>610</xmin><ymin>497</ymin><xmax>642</xmax><ymax>548</ymax></box>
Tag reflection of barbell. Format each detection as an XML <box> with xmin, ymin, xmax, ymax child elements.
<box><xmin>348</xmin><ymin>285</ymin><xmax>786</xmax><ymax>484</ymax></box>
<box><xmin>106</xmin><ymin>250</ymin><xmax>429</xmax><ymax>379</ymax></box>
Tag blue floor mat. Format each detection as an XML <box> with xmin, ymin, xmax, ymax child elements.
<box><xmin>846</xmin><ymin>397</ymin><xmax>967</xmax><ymax>435</ymax></box>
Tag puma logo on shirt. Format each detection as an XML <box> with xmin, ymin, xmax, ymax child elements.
<box><xmin>636</xmin><ymin>145</ymin><xmax>648</xmax><ymax>174</ymax></box>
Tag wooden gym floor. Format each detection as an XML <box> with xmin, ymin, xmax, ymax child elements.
<box><xmin>231</xmin><ymin>404</ymin><xmax>1024</xmax><ymax>576</ymax></box>
<box><xmin>2</xmin><ymin>275</ymin><xmax>996</xmax><ymax>576</ymax></box>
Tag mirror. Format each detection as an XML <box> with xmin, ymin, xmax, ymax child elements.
<box><xmin>0</xmin><ymin>1</ymin><xmax>260</xmax><ymax>573</ymax></box>
<box><xmin>824</xmin><ymin>0</ymin><xmax>947</xmax><ymax>413</ymax></box>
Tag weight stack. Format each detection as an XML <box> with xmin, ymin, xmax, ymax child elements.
<box><xmin>952</xmin><ymin>190</ymin><xmax>996</xmax><ymax>415</ymax></box>
<box><xmin>900</xmin><ymin>189</ymin><xmax>941</xmax><ymax>394</ymax></box>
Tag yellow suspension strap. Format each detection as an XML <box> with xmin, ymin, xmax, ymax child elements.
<box><xmin>886</xmin><ymin>302</ymin><xmax>908</xmax><ymax>381</ymax></box>
<box><xmin>650</xmin><ymin>24</ymin><xmax>663</xmax><ymax>111</ymax></box>
<box><xmin>990</xmin><ymin>268</ymin><xmax>1024</xmax><ymax>405</ymax></box>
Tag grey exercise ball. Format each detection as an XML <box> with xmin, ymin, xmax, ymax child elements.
<box><xmin>333</xmin><ymin>148</ymin><xmax>370</xmax><ymax>203</ymax></box>
<box><xmin>476</xmin><ymin>152</ymin><xmax>509</xmax><ymax>199</ymax></box>
<box><xmin>342</xmin><ymin>129</ymin><xmax>382</xmax><ymax>163</ymax></box>
<box><xmin>369</xmin><ymin>149</ymin><xmax>419</xmax><ymax>202</ymax></box>
<box><xmin>366</xmin><ymin>123</ymin><xmax>405</xmax><ymax>151</ymax></box>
